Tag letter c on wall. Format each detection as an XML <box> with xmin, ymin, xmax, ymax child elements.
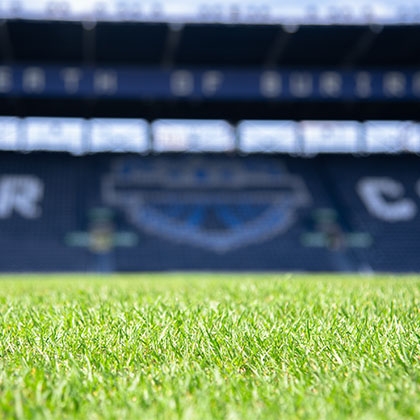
<box><xmin>357</xmin><ymin>177</ymin><xmax>417</xmax><ymax>222</ymax></box>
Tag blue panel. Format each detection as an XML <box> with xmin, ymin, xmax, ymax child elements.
<box><xmin>0</xmin><ymin>65</ymin><xmax>419</xmax><ymax>101</ymax></box>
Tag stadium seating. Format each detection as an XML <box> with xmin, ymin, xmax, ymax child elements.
<box><xmin>1</xmin><ymin>152</ymin><xmax>419</xmax><ymax>272</ymax></box>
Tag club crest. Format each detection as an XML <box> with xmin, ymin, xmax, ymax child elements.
<box><xmin>102</xmin><ymin>157</ymin><xmax>311</xmax><ymax>252</ymax></box>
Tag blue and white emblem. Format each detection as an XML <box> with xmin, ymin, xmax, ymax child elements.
<box><xmin>102</xmin><ymin>157</ymin><xmax>311</xmax><ymax>253</ymax></box>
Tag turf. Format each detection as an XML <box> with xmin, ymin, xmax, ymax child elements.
<box><xmin>0</xmin><ymin>274</ymin><xmax>419</xmax><ymax>419</ymax></box>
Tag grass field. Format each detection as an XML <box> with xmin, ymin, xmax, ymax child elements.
<box><xmin>0</xmin><ymin>274</ymin><xmax>419</xmax><ymax>419</ymax></box>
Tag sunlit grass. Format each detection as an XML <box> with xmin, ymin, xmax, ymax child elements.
<box><xmin>0</xmin><ymin>273</ymin><xmax>419</xmax><ymax>419</ymax></box>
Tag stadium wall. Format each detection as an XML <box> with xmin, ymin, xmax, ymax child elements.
<box><xmin>1</xmin><ymin>152</ymin><xmax>419</xmax><ymax>272</ymax></box>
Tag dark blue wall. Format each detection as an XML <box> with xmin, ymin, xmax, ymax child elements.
<box><xmin>1</xmin><ymin>152</ymin><xmax>419</xmax><ymax>272</ymax></box>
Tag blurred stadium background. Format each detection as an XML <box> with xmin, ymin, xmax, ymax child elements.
<box><xmin>1</xmin><ymin>0</ymin><xmax>420</xmax><ymax>272</ymax></box>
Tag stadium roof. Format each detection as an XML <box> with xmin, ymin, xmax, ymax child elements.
<box><xmin>2</xmin><ymin>20</ymin><xmax>420</xmax><ymax>67</ymax></box>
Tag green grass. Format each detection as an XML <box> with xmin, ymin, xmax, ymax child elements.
<box><xmin>0</xmin><ymin>274</ymin><xmax>419</xmax><ymax>419</ymax></box>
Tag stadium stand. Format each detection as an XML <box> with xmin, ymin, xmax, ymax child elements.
<box><xmin>1</xmin><ymin>153</ymin><xmax>420</xmax><ymax>272</ymax></box>
<box><xmin>1</xmin><ymin>2</ymin><xmax>420</xmax><ymax>272</ymax></box>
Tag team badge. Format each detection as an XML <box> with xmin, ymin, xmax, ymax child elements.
<box><xmin>102</xmin><ymin>157</ymin><xmax>311</xmax><ymax>252</ymax></box>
